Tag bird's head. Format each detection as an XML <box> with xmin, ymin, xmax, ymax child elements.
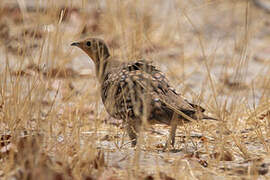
<box><xmin>71</xmin><ymin>37</ymin><xmax>110</xmax><ymax>63</ymax></box>
<box><xmin>71</xmin><ymin>38</ymin><xmax>110</xmax><ymax>79</ymax></box>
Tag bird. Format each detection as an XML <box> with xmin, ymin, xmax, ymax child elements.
<box><xmin>71</xmin><ymin>37</ymin><xmax>216</xmax><ymax>149</ymax></box>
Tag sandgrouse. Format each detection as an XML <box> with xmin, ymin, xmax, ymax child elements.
<box><xmin>71</xmin><ymin>38</ymin><xmax>216</xmax><ymax>148</ymax></box>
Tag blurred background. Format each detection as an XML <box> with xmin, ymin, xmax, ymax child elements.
<box><xmin>0</xmin><ymin>0</ymin><xmax>270</xmax><ymax>179</ymax></box>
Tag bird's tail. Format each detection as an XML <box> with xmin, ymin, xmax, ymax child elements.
<box><xmin>202</xmin><ymin>114</ymin><xmax>218</xmax><ymax>121</ymax></box>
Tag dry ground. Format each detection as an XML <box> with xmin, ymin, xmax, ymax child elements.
<box><xmin>0</xmin><ymin>0</ymin><xmax>270</xmax><ymax>179</ymax></box>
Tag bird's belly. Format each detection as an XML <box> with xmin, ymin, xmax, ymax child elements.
<box><xmin>101</xmin><ymin>84</ymin><xmax>143</xmax><ymax>120</ymax></box>
<box><xmin>102</xmin><ymin>94</ymin><xmax>190</xmax><ymax>126</ymax></box>
<box><xmin>101</xmin><ymin>78</ymin><xmax>194</xmax><ymax>125</ymax></box>
<box><xmin>102</xmin><ymin>98</ymin><xmax>123</xmax><ymax>119</ymax></box>
<box><xmin>101</xmin><ymin>92</ymin><xmax>134</xmax><ymax>120</ymax></box>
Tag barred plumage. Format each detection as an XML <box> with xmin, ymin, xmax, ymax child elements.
<box><xmin>71</xmin><ymin>38</ymin><xmax>216</xmax><ymax>148</ymax></box>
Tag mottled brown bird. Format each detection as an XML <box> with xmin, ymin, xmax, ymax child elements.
<box><xmin>71</xmin><ymin>38</ymin><xmax>216</xmax><ymax>149</ymax></box>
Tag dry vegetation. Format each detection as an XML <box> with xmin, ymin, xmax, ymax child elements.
<box><xmin>0</xmin><ymin>0</ymin><xmax>270</xmax><ymax>179</ymax></box>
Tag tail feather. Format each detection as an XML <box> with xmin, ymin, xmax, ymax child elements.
<box><xmin>202</xmin><ymin>114</ymin><xmax>218</xmax><ymax>121</ymax></box>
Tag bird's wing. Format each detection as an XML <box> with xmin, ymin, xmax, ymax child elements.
<box><xmin>120</xmin><ymin>61</ymin><xmax>197</xmax><ymax>116</ymax></box>
<box><xmin>103</xmin><ymin>60</ymin><xmax>212</xmax><ymax>122</ymax></box>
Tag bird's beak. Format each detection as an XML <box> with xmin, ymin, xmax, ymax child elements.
<box><xmin>71</xmin><ymin>42</ymin><xmax>80</xmax><ymax>46</ymax></box>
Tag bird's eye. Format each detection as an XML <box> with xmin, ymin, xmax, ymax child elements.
<box><xmin>86</xmin><ymin>41</ymin><xmax>91</xmax><ymax>46</ymax></box>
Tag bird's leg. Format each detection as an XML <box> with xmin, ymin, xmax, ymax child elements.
<box><xmin>163</xmin><ymin>112</ymin><xmax>178</xmax><ymax>151</ymax></box>
<box><xmin>126</xmin><ymin>119</ymin><xmax>141</xmax><ymax>147</ymax></box>
<box><xmin>126</xmin><ymin>123</ymin><xmax>137</xmax><ymax>146</ymax></box>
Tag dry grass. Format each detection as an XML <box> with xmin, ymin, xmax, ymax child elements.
<box><xmin>0</xmin><ymin>0</ymin><xmax>270</xmax><ymax>179</ymax></box>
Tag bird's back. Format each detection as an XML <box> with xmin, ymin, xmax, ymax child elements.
<box><xmin>101</xmin><ymin>59</ymin><xmax>204</xmax><ymax>125</ymax></box>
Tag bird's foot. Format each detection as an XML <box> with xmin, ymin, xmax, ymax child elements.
<box><xmin>130</xmin><ymin>139</ymin><xmax>137</xmax><ymax>147</ymax></box>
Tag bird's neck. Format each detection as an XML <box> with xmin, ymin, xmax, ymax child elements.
<box><xmin>95</xmin><ymin>57</ymin><xmax>108</xmax><ymax>83</ymax></box>
<box><xmin>96</xmin><ymin>57</ymin><xmax>121</xmax><ymax>84</ymax></box>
